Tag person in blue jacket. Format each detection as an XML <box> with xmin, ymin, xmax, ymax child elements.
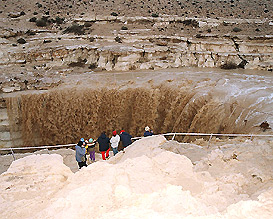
<box><xmin>75</xmin><ymin>140</ymin><xmax>87</xmax><ymax>169</ymax></box>
<box><xmin>144</xmin><ymin>126</ymin><xmax>153</xmax><ymax>137</ymax></box>
<box><xmin>120</xmin><ymin>130</ymin><xmax>132</xmax><ymax>149</ymax></box>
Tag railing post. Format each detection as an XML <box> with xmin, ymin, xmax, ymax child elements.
<box><xmin>207</xmin><ymin>134</ymin><xmax>213</xmax><ymax>148</ymax></box>
<box><xmin>10</xmin><ymin>148</ymin><xmax>16</xmax><ymax>161</ymax></box>
<box><xmin>172</xmin><ymin>133</ymin><xmax>176</xmax><ymax>140</ymax></box>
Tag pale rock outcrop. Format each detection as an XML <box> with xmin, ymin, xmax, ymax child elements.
<box><xmin>0</xmin><ymin>16</ymin><xmax>272</xmax><ymax>82</ymax></box>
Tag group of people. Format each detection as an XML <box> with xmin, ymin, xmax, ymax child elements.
<box><xmin>75</xmin><ymin>126</ymin><xmax>154</xmax><ymax>169</ymax></box>
<box><xmin>75</xmin><ymin>129</ymin><xmax>133</xmax><ymax>169</ymax></box>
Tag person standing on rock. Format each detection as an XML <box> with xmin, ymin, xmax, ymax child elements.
<box><xmin>110</xmin><ymin>130</ymin><xmax>120</xmax><ymax>156</ymax></box>
<box><xmin>97</xmin><ymin>131</ymin><xmax>110</xmax><ymax>160</ymax></box>
<box><xmin>75</xmin><ymin>140</ymin><xmax>87</xmax><ymax>169</ymax></box>
<box><xmin>120</xmin><ymin>130</ymin><xmax>132</xmax><ymax>150</ymax></box>
<box><xmin>87</xmin><ymin>138</ymin><xmax>96</xmax><ymax>162</ymax></box>
<box><xmin>144</xmin><ymin>126</ymin><xmax>153</xmax><ymax>137</ymax></box>
<box><xmin>84</xmin><ymin>140</ymin><xmax>89</xmax><ymax>163</ymax></box>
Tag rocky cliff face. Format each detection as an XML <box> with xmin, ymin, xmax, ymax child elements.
<box><xmin>0</xmin><ymin>97</ymin><xmax>23</xmax><ymax>148</ymax></box>
<box><xmin>1</xmin><ymin>16</ymin><xmax>273</xmax><ymax>70</ymax></box>
<box><xmin>3</xmin><ymin>33</ymin><xmax>272</xmax><ymax>70</ymax></box>
<box><xmin>0</xmin><ymin>16</ymin><xmax>272</xmax><ymax>93</ymax></box>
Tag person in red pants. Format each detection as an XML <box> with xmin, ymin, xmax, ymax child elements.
<box><xmin>97</xmin><ymin>131</ymin><xmax>110</xmax><ymax>160</ymax></box>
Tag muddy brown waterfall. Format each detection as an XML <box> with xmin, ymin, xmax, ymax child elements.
<box><xmin>4</xmin><ymin>85</ymin><xmax>252</xmax><ymax>146</ymax></box>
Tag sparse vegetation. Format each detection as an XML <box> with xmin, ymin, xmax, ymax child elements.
<box><xmin>121</xmin><ymin>26</ymin><xmax>128</xmax><ymax>30</ymax></box>
<box><xmin>88</xmin><ymin>63</ymin><xmax>97</xmax><ymax>69</ymax></box>
<box><xmin>232</xmin><ymin>27</ymin><xmax>242</xmax><ymax>32</ymax></box>
<box><xmin>115</xmin><ymin>36</ymin><xmax>122</xmax><ymax>43</ymax></box>
<box><xmin>55</xmin><ymin>17</ymin><xmax>64</xmax><ymax>24</ymax></box>
<box><xmin>182</xmin><ymin>19</ymin><xmax>199</xmax><ymax>27</ymax></box>
<box><xmin>26</xmin><ymin>30</ymin><xmax>36</xmax><ymax>36</ymax></box>
<box><xmin>221</xmin><ymin>62</ymin><xmax>238</xmax><ymax>69</ymax></box>
<box><xmin>29</xmin><ymin>17</ymin><xmax>37</xmax><ymax>22</ymax></box>
<box><xmin>84</xmin><ymin>22</ymin><xmax>92</xmax><ymax>27</ymax></box>
<box><xmin>63</xmin><ymin>23</ymin><xmax>85</xmax><ymax>35</ymax></box>
<box><xmin>35</xmin><ymin>18</ymin><xmax>47</xmax><ymax>27</ymax></box>
<box><xmin>111</xmin><ymin>12</ymin><xmax>118</xmax><ymax>16</ymax></box>
<box><xmin>17</xmin><ymin>38</ymin><xmax>26</xmax><ymax>44</ymax></box>
<box><xmin>151</xmin><ymin>13</ymin><xmax>159</xmax><ymax>17</ymax></box>
<box><xmin>36</xmin><ymin>3</ymin><xmax>42</xmax><ymax>8</ymax></box>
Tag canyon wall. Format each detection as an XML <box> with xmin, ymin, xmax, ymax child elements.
<box><xmin>1</xmin><ymin>33</ymin><xmax>272</xmax><ymax>72</ymax></box>
<box><xmin>0</xmin><ymin>16</ymin><xmax>272</xmax><ymax>73</ymax></box>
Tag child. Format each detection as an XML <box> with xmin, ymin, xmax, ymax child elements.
<box><xmin>88</xmin><ymin>138</ymin><xmax>96</xmax><ymax>162</ymax></box>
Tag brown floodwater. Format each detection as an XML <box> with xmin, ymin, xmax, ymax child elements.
<box><xmin>4</xmin><ymin>67</ymin><xmax>273</xmax><ymax>146</ymax></box>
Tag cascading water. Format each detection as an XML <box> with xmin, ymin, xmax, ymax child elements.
<box><xmin>4</xmin><ymin>67</ymin><xmax>273</xmax><ymax>147</ymax></box>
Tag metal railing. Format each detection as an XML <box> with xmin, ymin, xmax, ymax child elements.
<box><xmin>132</xmin><ymin>132</ymin><xmax>273</xmax><ymax>140</ymax></box>
<box><xmin>0</xmin><ymin>144</ymin><xmax>76</xmax><ymax>161</ymax></box>
<box><xmin>1</xmin><ymin>132</ymin><xmax>273</xmax><ymax>161</ymax></box>
<box><xmin>157</xmin><ymin>132</ymin><xmax>273</xmax><ymax>147</ymax></box>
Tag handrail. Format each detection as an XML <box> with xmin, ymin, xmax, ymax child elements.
<box><xmin>1</xmin><ymin>132</ymin><xmax>272</xmax><ymax>152</ymax></box>
<box><xmin>1</xmin><ymin>132</ymin><xmax>272</xmax><ymax>161</ymax></box>
<box><xmin>160</xmin><ymin>132</ymin><xmax>273</xmax><ymax>137</ymax></box>
<box><xmin>0</xmin><ymin>144</ymin><xmax>75</xmax><ymax>151</ymax></box>
<box><xmin>132</xmin><ymin>132</ymin><xmax>273</xmax><ymax>140</ymax></box>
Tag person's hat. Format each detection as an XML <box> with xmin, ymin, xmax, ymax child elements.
<box><xmin>80</xmin><ymin>138</ymin><xmax>84</xmax><ymax>142</ymax></box>
<box><xmin>78</xmin><ymin>141</ymin><xmax>83</xmax><ymax>146</ymax></box>
<box><xmin>120</xmin><ymin>130</ymin><xmax>125</xmax><ymax>134</ymax></box>
<box><xmin>145</xmin><ymin>126</ymin><xmax>150</xmax><ymax>131</ymax></box>
<box><xmin>89</xmin><ymin>138</ymin><xmax>93</xmax><ymax>143</ymax></box>
<box><xmin>113</xmin><ymin>130</ymin><xmax>117</xmax><ymax>135</ymax></box>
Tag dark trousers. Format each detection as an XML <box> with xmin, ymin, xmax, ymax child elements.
<box><xmin>78</xmin><ymin>161</ymin><xmax>87</xmax><ymax>169</ymax></box>
<box><xmin>89</xmin><ymin>151</ymin><xmax>95</xmax><ymax>161</ymax></box>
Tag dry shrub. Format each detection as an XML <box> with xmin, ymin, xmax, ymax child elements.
<box><xmin>182</xmin><ymin>19</ymin><xmax>199</xmax><ymax>28</ymax></box>
<box><xmin>63</xmin><ymin>23</ymin><xmax>85</xmax><ymax>35</ymax></box>
<box><xmin>221</xmin><ymin>62</ymin><xmax>238</xmax><ymax>69</ymax></box>
<box><xmin>35</xmin><ymin>18</ymin><xmax>47</xmax><ymax>27</ymax></box>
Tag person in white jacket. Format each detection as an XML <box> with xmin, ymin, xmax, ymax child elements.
<box><xmin>110</xmin><ymin>130</ymin><xmax>120</xmax><ymax>156</ymax></box>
